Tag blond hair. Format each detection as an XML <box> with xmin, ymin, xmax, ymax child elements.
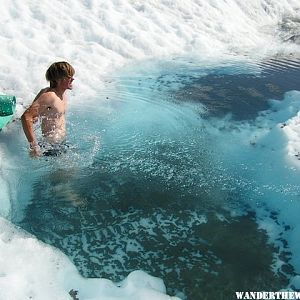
<box><xmin>45</xmin><ymin>61</ymin><xmax>75</xmax><ymax>88</ymax></box>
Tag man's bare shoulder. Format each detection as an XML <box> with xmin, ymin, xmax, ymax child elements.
<box><xmin>35</xmin><ymin>88</ymin><xmax>58</xmax><ymax>105</ymax></box>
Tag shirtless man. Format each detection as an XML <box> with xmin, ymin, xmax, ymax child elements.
<box><xmin>21</xmin><ymin>61</ymin><xmax>75</xmax><ymax>156</ymax></box>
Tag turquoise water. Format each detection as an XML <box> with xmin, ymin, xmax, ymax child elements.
<box><xmin>13</xmin><ymin>57</ymin><xmax>300</xmax><ymax>299</ymax></box>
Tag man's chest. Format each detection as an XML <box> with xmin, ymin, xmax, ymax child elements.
<box><xmin>42</xmin><ymin>99</ymin><xmax>66</xmax><ymax>118</ymax></box>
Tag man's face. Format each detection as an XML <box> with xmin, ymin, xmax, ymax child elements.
<box><xmin>65</xmin><ymin>76</ymin><xmax>74</xmax><ymax>90</ymax></box>
<box><xmin>59</xmin><ymin>76</ymin><xmax>74</xmax><ymax>90</ymax></box>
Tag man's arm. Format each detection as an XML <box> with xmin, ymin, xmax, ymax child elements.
<box><xmin>21</xmin><ymin>102</ymin><xmax>40</xmax><ymax>148</ymax></box>
<box><xmin>21</xmin><ymin>90</ymin><xmax>52</xmax><ymax>149</ymax></box>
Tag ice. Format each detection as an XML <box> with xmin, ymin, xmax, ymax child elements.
<box><xmin>1</xmin><ymin>0</ymin><xmax>300</xmax><ymax>299</ymax></box>
<box><xmin>0</xmin><ymin>217</ymin><xmax>180</xmax><ymax>300</ymax></box>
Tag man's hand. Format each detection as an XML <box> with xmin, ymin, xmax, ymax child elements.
<box><xmin>29</xmin><ymin>142</ymin><xmax>42</xmax><ymax>158</ymax></box>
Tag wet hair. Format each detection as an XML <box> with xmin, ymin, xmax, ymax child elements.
<box><xmin>45</xmin><ymin>61</ymin><xmax>75</xmax><ymax>88</ymax></box>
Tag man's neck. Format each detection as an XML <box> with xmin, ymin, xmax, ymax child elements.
<box><xmin>52</xmin><ymin>87</ymin><xmax>67</xmax><ymax>100</ymax></box>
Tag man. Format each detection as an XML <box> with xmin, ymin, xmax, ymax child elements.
<box><xmin>21</xmin><ymin>61</ymin><xmax>75</xmax><ymax>156</ymax></box>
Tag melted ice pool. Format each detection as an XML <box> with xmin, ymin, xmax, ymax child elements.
<box><xmin>6</xmin><ymin>56</ymin><xmax>300</xmax><ymax>299</ymax></box>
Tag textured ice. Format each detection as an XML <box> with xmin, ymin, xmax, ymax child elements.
<box><xmin>1</xmin><ymin>0</ymin><xmax>300</xmax><ymax>299</ymax></box>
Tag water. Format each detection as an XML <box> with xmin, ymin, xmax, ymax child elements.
<box><xmin>12</xmin><ymin>56</ymin><xmax>300</xmax><ymax>299</ymax></box>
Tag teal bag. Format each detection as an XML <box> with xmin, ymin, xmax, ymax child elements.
<box><xmin>0</xmin><ymin>95</ymin><xmax>16</xmax><ymax>129</ymax></box>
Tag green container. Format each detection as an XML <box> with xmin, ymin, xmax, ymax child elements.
<box><xmin>0</xmin><ymin>95</ymin><xmax>16</xmax><ymax>116</ymax></box>
<box><xmin>0</xmin><ymin>95</ymin><xmax>16</xmax><ymax>129</ymax></box>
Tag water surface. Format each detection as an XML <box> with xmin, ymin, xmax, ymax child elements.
<box><xmin>14</xmin><ymin>56</ymin><xmax>300</xmax><ymax>299</ymax></box>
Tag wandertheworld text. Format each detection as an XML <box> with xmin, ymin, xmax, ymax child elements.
<box><xmin>235</xmin><ymin>292</ymin><xmax>300</xmax><ymax>300</ymax></box>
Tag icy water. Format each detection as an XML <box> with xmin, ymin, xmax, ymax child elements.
<box><xmin>14</xmin><ymin>56</ymin><xmax>300</xmax><ymax>299</ymax></box>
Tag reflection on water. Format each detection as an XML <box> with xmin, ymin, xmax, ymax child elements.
<box><xmin>15</xmin><ymin>56</ymin><xmax>300</xmax><ymax>299</ymax></box>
